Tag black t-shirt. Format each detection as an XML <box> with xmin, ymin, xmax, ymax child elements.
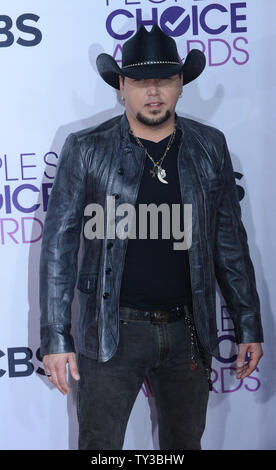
<box><xmin>119</xmin><ymin>128</ymin><xmax>193</xmax><ymax>310</ymax></box>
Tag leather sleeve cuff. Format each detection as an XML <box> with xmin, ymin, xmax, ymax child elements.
<box><xmin>40</xmin><ymin>324</ymin><xmax>76</xmax><ymax>359</ymax></box>
<box><xmin>233</xmin><ymin>314</ymin><xmax>264</xmax><ymax>344</ymax></box>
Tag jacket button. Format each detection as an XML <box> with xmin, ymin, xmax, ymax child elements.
<box><xmin>118</xmin><ymin>168</ymin><xmax>124</xmax><ymax>175</ymax></box>
<box><xmin>103</xmin><ymin>292</ymin><xmax>109</xmax><ymax>299</ymax></box>
<box><xmin>112</xmin><ymin>193</ymin><xmax>120</xmax><ymax>199</ymax></box>
<box><xmin>107</xmin><ymin>242</ymin><xmax>113</xmax><ymax>249</ymax></box>
<box><xmin>105</xmin><ymin>267</ymin><xmax>112</xmax><ymax>274</ymax></box>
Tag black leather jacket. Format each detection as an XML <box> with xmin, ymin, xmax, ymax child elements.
<box><xmin>39</xmin><ymin>112</ymin><xmax>264</xmax><ymax>360</ymax></box>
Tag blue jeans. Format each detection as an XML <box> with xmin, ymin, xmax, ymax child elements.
<box><xmin>77</xmin><ymin>305</ymin><xmax>212</xmax><ymax>450</ymax></box>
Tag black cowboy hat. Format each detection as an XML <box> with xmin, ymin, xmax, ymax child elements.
<box><xmin>96</xmin><ymin>24</ymin><xmax>206</xmax><ymax>90</ymax></box>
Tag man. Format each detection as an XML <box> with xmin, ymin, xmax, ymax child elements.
<box><xmin>40</xmin><ymin>25</ymin><xmax>264</xmax><ymax>450</ymax></box>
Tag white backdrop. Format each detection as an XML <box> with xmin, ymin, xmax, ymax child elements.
<box><xmin>0</xmin><ymin>0</ymin><xmax>275</xmax><ymax>450</ymax></box>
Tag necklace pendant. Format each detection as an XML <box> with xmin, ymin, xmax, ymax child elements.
<box><xmin>150</xmin><ymin>167</ymin><xmax>158</xmax><ymax>178</ymax></box>
<box><xmin>159</xmin><ymin>168</ymin><xmax>166</xmax><ymax>179</ymax></box>
<box><xmin>157</xmin><ymin>167</ymin><xmax>168</xmax><ymax>184</ymax></box>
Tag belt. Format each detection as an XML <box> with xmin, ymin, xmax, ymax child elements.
<box><xmin>119</xmin><ymin>303</ymin><xmax>192</xmax><ymax>324</ymax></box>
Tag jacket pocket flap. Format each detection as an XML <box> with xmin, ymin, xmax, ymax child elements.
<box><xmin>77</xmin><ymin>274</ymin><xmax>97</xmax><ymax>293</ymax></box>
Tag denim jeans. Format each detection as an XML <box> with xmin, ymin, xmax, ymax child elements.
<box><xmin>77</xmin><ymin>305</ymin><xmax>212</xmax><ymax>450</ymax></box>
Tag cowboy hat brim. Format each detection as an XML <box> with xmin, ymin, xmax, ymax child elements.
<box><xmin>96</xmin><ymin>49</ymin><xmax>206</xmax><ymax>90</ymax></box>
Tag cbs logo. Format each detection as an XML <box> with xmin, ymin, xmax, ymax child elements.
<box><xmin>0</xmin><ymin>13</ymin><xmax>42</xmax><ymax>47</ymax></box>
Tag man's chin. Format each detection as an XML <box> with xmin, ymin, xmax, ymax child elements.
<box><xmin>136</xmin><ymin>110</ymin><xmax>171</xmax><ymax>127</ymax></box>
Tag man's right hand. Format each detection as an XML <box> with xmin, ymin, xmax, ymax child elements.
<box><xmin>43</xmin><ymin>352</ymin><xmax>80</xmax><ymax>395</ymax></box>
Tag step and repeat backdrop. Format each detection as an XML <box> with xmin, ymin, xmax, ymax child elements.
<box><xmin>0</xmin><ymin>0</ymin><xmax>275</xmax><ymax>450</ymax></box>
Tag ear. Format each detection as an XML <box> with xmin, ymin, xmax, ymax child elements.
<box><xmin>179</xmin><ymin>72</ymin><xmax>183</xmax><ymax>95</ymax></box>
<box><xmin>119</xmin><ymin>75</ymin><xmax>124</xmax><ymax>97</ymax></box>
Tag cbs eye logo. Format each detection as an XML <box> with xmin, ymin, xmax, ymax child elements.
<box><xmin>0</xmin><ymin>13</ymin><xmax>42</xmax><ymax>47</ymax></box>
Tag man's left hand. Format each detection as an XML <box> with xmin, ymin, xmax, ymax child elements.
<box><xmin>236</xmin><ymin>342</ymin><xmax>263</xmax><ymax>379</ymax></box>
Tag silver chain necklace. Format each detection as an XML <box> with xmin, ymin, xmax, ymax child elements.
<box><xmin>130</xmin><ymin>128</ymin><xmax>176</xmax><ymax>184</ymax></box>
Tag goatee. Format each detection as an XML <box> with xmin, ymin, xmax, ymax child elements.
<box><xmin>136</xmin><ymin>109</ymin><xmax>172</xmax><ymax>127</ymax></box>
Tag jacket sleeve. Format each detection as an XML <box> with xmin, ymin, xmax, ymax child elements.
<box><xmin>213</xmin><ymin>134</ymin><xmax>264</xmax><ymax>344</ymax></box>
<box><xmin>39</xmin><ymin>133</ymin><xmax>86</xmax><ymax>358</ymax></box>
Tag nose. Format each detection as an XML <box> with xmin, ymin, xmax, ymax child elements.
<box><xmin>146</xmin><ymin>78</ymin><xmax>160</xmax><ymax>95</ymax></box>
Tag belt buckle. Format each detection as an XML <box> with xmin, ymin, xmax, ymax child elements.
<box><xmin>150</xmin><ymin>310</ymin><xmax>168</xmax><ymax>324</ymax></box>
